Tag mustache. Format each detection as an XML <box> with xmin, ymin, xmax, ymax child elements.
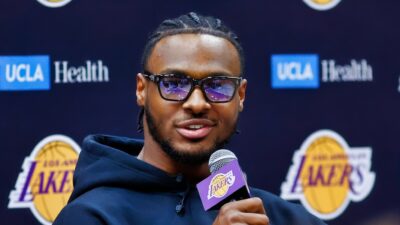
<box><xmin>174</xmin><ymin>114</ymin><xmax>217</xmax><ymax>124</ymax></box>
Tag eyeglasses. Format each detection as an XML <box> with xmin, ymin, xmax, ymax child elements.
<box><xmin>142</xmin><ymin>73</ymin><xmax>242</xmax><ymax>103</ymax></box>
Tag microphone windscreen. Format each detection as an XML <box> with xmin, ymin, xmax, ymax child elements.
<box><xmin>208</xmin><ymin>149</ymin><xmax>237</xmax><ymax>174</ymax></box>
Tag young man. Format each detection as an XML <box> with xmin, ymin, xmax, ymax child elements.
<box><xmin>54</xmin><ymin>12</ymin><xmax>326</xmax><ymax>225</ymax></box>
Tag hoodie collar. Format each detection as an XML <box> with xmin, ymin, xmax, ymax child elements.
<box><xmin>69</xmin><ymin>134</ymin><xmax>190</xmax><ymax>202</ymax></box>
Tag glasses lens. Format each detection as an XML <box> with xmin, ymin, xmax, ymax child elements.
<box><xmin>203</xmin><ymin>78</ymin><xmax>237</xmax><ymax>102</ymax></box>
<box><xmin>159</xmin><ymin>76</ymin><xmax>191</xmax><ymax>100</ymax></box>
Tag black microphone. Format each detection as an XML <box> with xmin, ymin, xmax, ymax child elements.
<box><xmin>197</xmin><ymin>149</ymin><xmax>250</xmax><ymax>211</ymax></box>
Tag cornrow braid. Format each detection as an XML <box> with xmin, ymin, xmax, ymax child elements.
<box><xmin>137</xmin><ymin>12</ymin><xmax>244</xmax><ymax>133</ymax></box>
<box><xmin>141</xmin><ymin>12</ymin><xmax>244</xmax><ymax>74</ymax></box>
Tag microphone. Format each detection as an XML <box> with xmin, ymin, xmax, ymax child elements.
<box><xmin>208</xmin><ymin>149</ymin><xmax>237</xmax><ymax>173</ymax></box>
<box><xmin>196</xmin><ymin>149</ymin><xmax>251</xmax><ymax>211</ymax></box>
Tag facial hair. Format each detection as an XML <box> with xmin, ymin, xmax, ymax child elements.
<box><xmin>144</xmin><ymin>106</ymin><xmax>237</xmax><ymax>165</ymax></box>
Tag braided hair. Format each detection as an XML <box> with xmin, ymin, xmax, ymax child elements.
<box><xmin>137</xmin><ymin>12</ymin><xmax>244</xmax><ymax>132</ymax></box>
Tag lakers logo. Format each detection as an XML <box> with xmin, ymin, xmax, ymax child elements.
<box><xmin>207</xmin><ymin>171</ymin><xmax>235</xmax><ymax>199</ymax></box>
<box><xmin>303</xmin><ymin>0</ymin><xmax>342</xmax><ymax>10</ymax></box>
<box><xmin>36</xmin><ymin>0</ymin><xmax>72</xmax><ymax>8</ymax></box>
<box><xmin>280</xmin><ymin>130</ymin><xmax>375</xmax><ymax>220</ymax></box>
<box><xmin>8</xmin><ymin>135</ymin><xmax>80</xmax><ymax>225</ymax></box>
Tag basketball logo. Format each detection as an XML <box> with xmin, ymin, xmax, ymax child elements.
<box><xmin>303</xmin><ymin>0</ymin><xmax>342</xmax><ymax>10</ymax></box>
<box><xmin>280</xmin><ymin>130</ymin><xmax>375</xmax><ymax>220</ymax></box>
<box><xmin>8</xmin><ymin>135</ymin><xmax>81</xmax><ymax>225</ymax></box>
<box><xmin>311</xmin><ymin>0</ymin><xmax>333</xmax><ymax>3</ymax></box>
<box><xmin>36</xmin><ymin>0</ymin><xmax>72</xmax><ymax>8</ymax></box>
<box><xmin>208</xmin><ymin>171</ymin><xmax>235</xmax><ymax>199</ymax></box>
<box><xmin>302</xmin><ymin>136</ymin><xmax>349</xmax><ymax>214</ymax></box>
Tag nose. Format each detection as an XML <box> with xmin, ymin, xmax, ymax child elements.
<box><xmin>182</xmin><ymin>87</ymin><xmax>211</xmax><ymax>114</ymax></box>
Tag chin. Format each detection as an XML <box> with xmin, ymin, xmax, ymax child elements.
<box><xmin>163</xmin><ymin>141</ymin><xmax>217</xmax><ymax>165</ymax></box>
<box><xmin>173</xmin><ymin>142</ymin><xmax>214</xmax><ymax>155</ymax></box>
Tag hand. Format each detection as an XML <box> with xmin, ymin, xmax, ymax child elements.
<box><xmin>212</xmin><ymin>197</ymin><xmax>270</xmax><ymax>225</ymax></box>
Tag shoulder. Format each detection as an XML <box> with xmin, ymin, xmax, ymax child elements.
<box><xmin>53</xmin><ymin>197</ymin><xmax>104</xmax><ymax>225</ymax></box>
<box><xmin>54</xmin><ymin>187</ymin><xmax>124</xmax><ymax>225</ymax></box>
<box><xmin>250</xmin><ymin>188</ymin><xmax>327</xmax><ymax>225</ymax></box>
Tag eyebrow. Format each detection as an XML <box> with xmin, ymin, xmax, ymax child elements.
<box><xmin>158</xmin><ymin>69</ymin><xmax>237</xmax><ymax>77</ymax></box>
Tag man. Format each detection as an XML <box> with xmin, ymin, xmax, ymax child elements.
<box><xmin>54</xmin><ymin>12</ymin><xmax>326</xmax><ymax>225</ymax></box>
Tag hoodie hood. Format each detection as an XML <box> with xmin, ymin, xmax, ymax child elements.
<box><xmin>69</xmin><ymin>134</ymin><xmax>188</xmax><ymax>203</ymax></box>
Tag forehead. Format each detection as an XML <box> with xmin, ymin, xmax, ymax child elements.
<box><xmin>146</xmin><ymin>33</ymin><xmax>241</xmax><ymax>78</ymax></box>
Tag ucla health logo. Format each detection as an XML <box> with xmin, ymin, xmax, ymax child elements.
<box><xmin>280</xmin><ymin>130</ymin><xmax>375</xmax><ymax>220</ymax></box>
<box><xmin>0</xmin><ymin>56</ymin><xmax>50</xmax><ymax>91</ymax></box>
<box><xmin>303</xmin><ymin>0</ymin><xmax>342</xmax><ymax>11</ymax></box>
<box><xmin>271</xmin><ymin>54</ymin><xmax>319</xmax><ymax>89</ymax></box>
<box><xmin>8</xmin><ymin>135</ymin><xmax>80</xmax><ymax>225</ymax></box>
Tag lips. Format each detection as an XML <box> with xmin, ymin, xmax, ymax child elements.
<box><xmin>175</xmin><ymin>119</ymin><xmax>215</xmax><ymax>140</ymax></box>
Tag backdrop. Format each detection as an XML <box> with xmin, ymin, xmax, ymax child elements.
<box><xmin>1</xmin><ymin>0</ymin><xmax>399</xmax><ymax>224</ymax></box>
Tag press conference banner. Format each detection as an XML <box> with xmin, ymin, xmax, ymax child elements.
<box><xmin>1</xmin><ymin>1</ymin><xmax>399</xmax><ymax>225</ymax></box>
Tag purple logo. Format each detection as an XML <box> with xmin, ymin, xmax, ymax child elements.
<box><xmin>207</xmin><ymin>171</ymin><xmax>236</xmax><ymax>200</ymax></box>
<box><xmin>197</xmin><ymin>160</ymin><xmax>247</xmax><ymax>211</ymax></box>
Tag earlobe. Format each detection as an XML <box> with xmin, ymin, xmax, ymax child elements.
<box><xmin>136</xmin><ymin>73</ymin><xmax>146</xmax><ymax>106</ymax></box>
<box><xmin>238</xmin><ymin>79</ymin><xmax>247</xmax><ymax>112</ymax></box>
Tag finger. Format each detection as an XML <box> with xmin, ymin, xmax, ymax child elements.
<box><xmin>223</xmin><ymin>197</ymin><xmax>266</xmax><ymax>214</ymax></box>
<box><xmin>213</xmin><ymin>211</ymin><xmax>269</xmax><ymax>225</ymax></box>
<box><xmin>238</xmin><ymin>212</ymin><xmax>270</xmax><ymax>225</ymax></box>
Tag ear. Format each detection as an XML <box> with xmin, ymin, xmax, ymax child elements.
<box><xmin>136</xmin><ymin>73</ymin><xmax>147</xmax><ymax>107</ymax></box>
<box><xmin>238</xmin><ymin>79</ymin><xmax>247</xmax><ymax>112</ymax></box>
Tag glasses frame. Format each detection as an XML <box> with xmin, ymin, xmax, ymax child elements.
<box><xmin>142</xmin><ymin>73</ymin><xmax>243</xmax><ymax>103</ymax></box>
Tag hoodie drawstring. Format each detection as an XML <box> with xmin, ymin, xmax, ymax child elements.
<box><xmin>175</xmin><ymin>185</ymin><xmax>191</xmax><ymax>215</ymax></box>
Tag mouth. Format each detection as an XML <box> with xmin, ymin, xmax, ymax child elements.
<box><xmin>175</xmin><ymin>119</ymin><xmax>215</xmax><ymax>140</ymax></box>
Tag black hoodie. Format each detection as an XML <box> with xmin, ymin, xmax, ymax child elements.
<box><xmin>54</xmin><ymin>135</ymin><xmax>326</xmax><ymax>225</ymax></box>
